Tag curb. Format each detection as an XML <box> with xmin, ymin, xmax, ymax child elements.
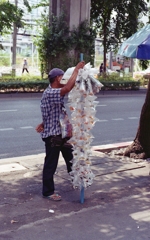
<box><xmin>0</xmin><ymin>92</ymin><xmax>43</xmax><ymax>98</ymax></box>
<box><xmin>0</xmin><ymin>142</ymin><xmax>147</xmax><ymax>177</ymax></box>
<box><xmin>0</xmin><ymin>141</ymin><xmax>132</xmax><ymax>165</ymax></box>
<box><xmin>91</xmin><ymin>141</ymin><xmax>132</xmax><ymax>152</ymax></box>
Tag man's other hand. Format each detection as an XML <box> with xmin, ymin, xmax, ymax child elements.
<box><xmin>36</xmin><ymin>123</ymin><xmax>44</xmax><ymax>133</ymax></box>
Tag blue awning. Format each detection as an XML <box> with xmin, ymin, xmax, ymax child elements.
<box><xmin>118</xmin><ymin>24</ymin><xmax>150</xmax><ymax>59</ymax></box>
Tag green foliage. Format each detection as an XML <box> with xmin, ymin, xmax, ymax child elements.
<box><xmin>115</xmin><ymin>0</ymin><xmax>148</xmax><ymax>41</ymax></box>
<box><xmin>91</xmin><ymin>0</ymin><xmax>148</xmax><ymax>50</ymax></box>
<box><xmin>97</xmin><ymin>73</ymin><xmax>134</xmax><ymax>82</ymax></box>
<box><xmin>0</xmin><ymin>52</ymin><xmax>10</xmax><ymax>66</ymax></box>
<box><xmin>0</xmin><ymin>77</ymin><xmax>140</xmax><ymax>93</ymax></box>
<box><xmin>71</xmin><ymin>21</ymin><xmax>96</xmax><ymax>65</ymax></box>
<box><xmin>35</xmin><ymin>12</ymin><xmax>96</xmax><ymax>75</ymax></box>
<box><xmin>139</xmin><ymin>77</ymin><xmax>149</xmax><ymax>86</ymax></box>
<box><xmin>0</xmin><ymin>71</ymin><xmax>142</xmax><ymax>93</ymax></box>
<box><xmin>0</xmin><ymin>0</ymin><xmax>32</xmax><ymax>37</ymax></box>
<box><xmin>35</xmin><ymin>12</ymin><xmax>72</xmax><ymax>73</ymax></box>
<box><xmin>0</xmin><ymin>80</ymin><xmax>48</xmax><ymax>93</ymax></box>
<box><xmin>139</xmin><ymin>60</ymin><xmax>149</xmax><ymax>70</ymax></box>
<box><xmin>96</xmin><ymin>73</ymin><xmax>140</xmax><ymax>90</ymax></box>
<box><xmin>23</xmin><ymin>0</ymin><xmax>32</xmax><ymax>12</ymax></box>
<box><xmin>91</xmin><ymin>0</ymin><xmax>148</xmax><ymax>71</ymax></box>
<box><xmin>0</xmin><ymin>1</ymin><xmax>24</xmax><ymax>34</ymax></box>
<box><xmin>0</xmin><ymin>75</ymin><xmax>47</xmax><ymax>92</ymax></box>
<box><xmin>0</xmin><ymin>44</ymin><xmax>4</xmax><ymax>50</ymax></box>
<box><xmin>31</xmin><ymin>0</ymin><xmax>49</xmax><ymax>9</ymax></box>
<box><xmin>100</xmin><ymin>81</ymin><xmax>140</xmax><ymax>90</ymax></box>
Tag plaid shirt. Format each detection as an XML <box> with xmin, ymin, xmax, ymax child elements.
<box><xmin>40</xmin><ymin>85</ymin><xmax>65</xmax><ymax>138</ymax></box>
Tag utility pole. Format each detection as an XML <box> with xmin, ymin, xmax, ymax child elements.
<box><xmin>48</xmin><ymin>0</ymin><xmax>52</xmax><ymax>69</ymax></box>
<box><xmin>12</xmin><ymin>0</ymin><xmax>17</xmax><ymax>76</ymax></box>
<box><xmin>49</xmin><ymin>0</ymin><xmax>52</xmax><ymax>26</ymax></box>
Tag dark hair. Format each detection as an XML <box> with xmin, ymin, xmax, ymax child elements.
<box><xmin>49</xmin><ymin>76</ymin><xmax>56</xmax><ymax>84</ymax></box>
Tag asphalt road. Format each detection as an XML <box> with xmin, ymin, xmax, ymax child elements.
<box><xmin>0</xmin><ymin>91</ymin><xmax>146</xmax><ymax>159</ymax></box>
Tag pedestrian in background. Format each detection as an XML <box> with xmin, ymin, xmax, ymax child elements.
<box><xmin>22</xmin><ymin>58</ymin><xmax>29</xmax><ymax>74</ymax></box>
<box><xmin>36</xmin><ymin>61</ymin><xmax>85</xmax><ymax>201</ymax></box>
<box><xmin>99</xmin><ymin>63</ymin><xmax>104</xmax><ymax>75</ymax></box>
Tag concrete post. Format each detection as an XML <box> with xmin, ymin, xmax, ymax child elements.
<box><xmin>51</xmin><ymin>0</ymin><xmax>90</xmax><ymax>29</ymax></box>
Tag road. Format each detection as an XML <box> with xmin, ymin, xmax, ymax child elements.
<box><xmin>0</xmin><ymin>91</ymin><xmax>146</xmax><ymax>159</ymax></box>
<box><xmin>0</xmin><ymin>92</ymin><xmax>150</xmax><ymax>240</ymax></box>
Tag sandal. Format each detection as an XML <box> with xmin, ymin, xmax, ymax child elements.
<box><xmin>43</xmin><ymin>193</ymin><xmax>62</xmax><ymax>201</ymax></box>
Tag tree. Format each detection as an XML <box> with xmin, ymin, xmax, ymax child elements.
<box><xmin>91</xmin><ymin>0</ymin><xmax>148</xmax><ymax>72</ymax></box>
<box><xmin>118</xmin><ymin>2</ymin><xmax>150</xmax><ymax>159</ymax></box>
<box><xmin>91</xmin><ymin>0</ymin><xmax>150</xmax><ymax>159</ymax></box>
<box><xmin>124</xmin><ymin>77</ymin><xmax>150</xmax><ymax>159</ymax></box>
<box><xmin>35</xmin><ymin>11</ymin><xmax>96</xmax><ymax>75</ymax></box>
<box><xmin>0</xmin><ymin>1</ymin><xmax>23</xmax><ymax>35</ymax></box>
<box><xmin>0</xmin><ymin>0</ymin><xmax>31</xmax><ymax>51</ymax></box>
<box><xmin>35</xmin><ymin>12</ymin><xmax>73</xmax><ymax>74</ymax></box>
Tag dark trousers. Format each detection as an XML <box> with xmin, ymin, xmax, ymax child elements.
<box><xmin>42</xmin><ymin>136</ymin><xmax>73</xmax><ymax>196</ymax></box>
<box><xmin>22</xmin><ymin>67</ymin><xmax>29</xmax><ymax>73</ymax></box>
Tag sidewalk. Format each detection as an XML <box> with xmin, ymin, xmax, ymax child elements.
<box><xmin>0</xmin><ymin>142</ymin><xmax>149</xmax><ymax>240</ymax></box>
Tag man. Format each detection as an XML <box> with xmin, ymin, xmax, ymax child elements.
<box><xmin>22</xmin><ymin>58</ymin><xmax>29</xmax><ymax>74</ymax></box>
<box><xmin>36</xmin><ymin>61</ymin><xmax>85</xmax><ymax>201</ymax></box>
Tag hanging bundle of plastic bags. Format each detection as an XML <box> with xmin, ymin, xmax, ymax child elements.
<box><xmin>66</xmin><ymin>63</ymin><xmax>103</xmax><ymax>189</ymax></box>
<box><xmin>59</xmin><ymin>105</ymin><xmax>73</xmax><ymax>140</ymax></box>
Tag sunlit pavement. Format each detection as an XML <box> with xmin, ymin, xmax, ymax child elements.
<box><xmin>0</xmin><ymin>142</ymin><xmax>149</xmax><ymax>240</ymax></box>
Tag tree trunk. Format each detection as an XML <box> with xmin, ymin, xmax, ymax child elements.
<box><xmin>103</xmin><ymin>22</ymin><xmax>107</xmax><ymax>73</ymax></box>
<box><xmin>124</xmin><ymin>79</ymin><xmax>150</xmax><ymax>159</ymax></box>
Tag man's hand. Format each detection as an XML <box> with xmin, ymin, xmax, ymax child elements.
<box><xmin>75</xmin><ymin>61</ymin><xmax>85</xmax><ymax>71</ymax></box>
<box><xmin>60</xmin><ymin>61</ymin><xmax>85</xmax><ymax>96</ymax></box>
<box><xmin>36</xmin><ymin>123</ymin><xmax>44</xmax><ymax>133</ymax></box>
